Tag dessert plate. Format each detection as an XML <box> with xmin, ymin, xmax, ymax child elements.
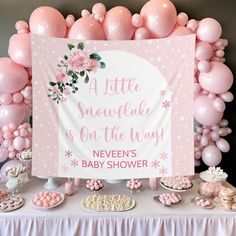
<box><xmin>153</xmin><ymin>195</ymin><xmax>182</xmax><ymax>207</ymax></box>
<box><xmin>31</xmin><ymin>192</ymin><xmax>65</xmax><ymax>210</ymax></box>
<box><xmin>160</xmin><ymin>181</ymin><xmax>193</xmax><ymax>192</ymax></box>
<box><xmin>191</xmin><ymin>197</ymin><xmax>215</xmax><ymax>209</ymax></box>
<box><xmin>81</xmin><ymin>195</ymin><xmax>135</xmax><ymax>212</ymax></box>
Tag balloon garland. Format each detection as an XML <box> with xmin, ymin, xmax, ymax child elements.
<box><xmin>0</xmin><ymin>1</ymin><xmax>234</xmax><ymax>176</ymax></box>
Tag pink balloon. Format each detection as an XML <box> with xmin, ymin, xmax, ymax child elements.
<box><xmin>103</xmin><ymin>6</ymin><xmax>135</xmax><ymax>40</ymax></box>
<box><xmin>0</xmin><ymin>104</ymin><xmax>27</xmax><ymax>126</ymax></box>
<box><xmin>65</xmin><ymin>15</ymin><xmax>75</xmax><ymax>28</ymax></box>
<box><xmin>8</xmin><ymin>33</ymin><xmax>32</xmax><ymax>68</ymax></box>
<box><xmin>187</xmin><ymin>19</ymin><xmax>198</xmax><ymax>32</ymax></box>
<box><xmin>194</xmin><ymin>95</ymin><xmax>223</xmax><ymax>126</ymax></box>
<box><xmin>216</xmin><ymin>138</ymin><xmax>230</xmax><ymax>153</ymax></box>
<box><xmin>168</xmin><ymin>26</ymin><xmax>191</xmax><ymax>37</ymax></box>
<box><xmin>0</xmin><ymin>94</ymin><xmax>12</xmax><ymax>105</ymax></box>
<box><xmin>177</xmin><ymin>12</ymin><xmax>188</xmax><ymax>26</ymax></box>
<box><xmin>213</xmin><ymin>97</ymin><xmax>226</xmax><ymax>112</ymax></box>
<box><xmin>199</xmin><ymin>62</ymin><xmax>233</xmax><ymax>94</ymax></box>
<box><xmin>132</xmin><ymin>14</ymin><xmax>143</xmax><ymax>28</ymax></box>
<box><xmin>198</xmin><ymin>60</ymin><xmax>210</xmax><ymax>73</ymax></box>
<box><xmin>92</xmin><ymin>3</ymin><xmax>106</xmax><ymax>15</ymax></box>
<box><xmin>0</xmin><ymin>148</ymin><xmax>9</xmax><ymax>162</ymax></box>
<box><xmin>220</xmin><ymin>92</ymin><xmax>234</xmax><ymax>102</ymax></box>
<box><xmin>0</xmin><ymin>159</ymin><xmax>21</xmax><ymax>176</ymax></box>
<box><xmin>13</xmin><ymin>136</ymin><xmax>25</xmax><ymax>151</ymax></box>
<box><xmin>0</xmin><ymin>58</ymin><xmax>28</xmax><ymax>93</ymax></box>
<box><xmin>12</xmin><ymin>93</ymin><xmax>24</xmax><ymax>104</ymax></box>
<box><xmin>29</xmin><ymin>6</ymin><xmax>67</xmax><ymax>37</ymax></box>
<box><xmin>140</xmin><ymin>0</ymin><xmax>177</xmax><ymax>38</ymax></box>
<box><xmin>134</xmin><ymin>27</ymin><xmax>150</xmax><ymax>40</ymax></box>
<box><xmin>196</xmin><ymin>18</ymin><xmax>222</xmax><ymax>43</ymax></box>
<box><xmin>200</xmin><ymin>135</ymin><xmax>209</xmax><ymax>146</ymax></box>
<box><xmin>69</xmin><ymin>16</ymin><xmax>105</xmax><ymax>40</ymax></box>
<box><xmin>202</xmin><ymin>145</ymin><xmax>222</xmax><ymax>166</ymax></box>
<box><xmin>195</xmin><ymin>42</ymin><xmax>213</xmax><ymax>60</ymax></box>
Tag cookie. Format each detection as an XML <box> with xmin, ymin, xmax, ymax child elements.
<box><xmin>0</xmin><ymin>195</ymin><xmax>24</xmax><ymax>212</ymax></box>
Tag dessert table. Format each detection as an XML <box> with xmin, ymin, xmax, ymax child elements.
<box><xmin>0</xmin><ymin>177</ymin><xmax>235</xmax><ymax>236</ymax></box>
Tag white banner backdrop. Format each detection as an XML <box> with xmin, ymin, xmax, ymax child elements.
<box><xmin>32</xmin><ymin>34</ymin><xmax>195</xmax><ymax>179</ymax></box>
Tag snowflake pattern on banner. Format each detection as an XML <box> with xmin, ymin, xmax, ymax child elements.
<box><xmin>159</xmin><ymin>166</ymin><xmax>168</xmax><ymax>175</ymax></box>
<box><xmin>160</xmin><ymin>152</ymin><xmax>168</xmax><ymax>160</ymax></box>
<box><xmin>65</xmin><ymin>149</ymin><xmax>73</xmax><ymax>158</ymax></box>
<box><xmin>162</xmin><ymin>100</ymin><xmax>170</xmax><ymax>109</ymax></box>
<box><xmin>151</xmin><ymin>159</ymin><xmax>160</xmax><ymax>169</ymax></box>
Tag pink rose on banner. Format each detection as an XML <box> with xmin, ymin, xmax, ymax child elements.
<box><xmin>68</xmin><ymin>49</ymin><xmax>90</xmax><ymax>72</ymax></box>
<box><xmin>48</xmin><ymin>42</ymin><xmax>106</xmax><ymax>104</ymax></box>
<box><xmin>88</xmin><ymin>59</ymin><xmax>100</xmax><ymax>72</ymax></box>
<box><xmin>56</xmin><ymin>69</ymin><xmax>68</xmax><ymax>83</ymax></box>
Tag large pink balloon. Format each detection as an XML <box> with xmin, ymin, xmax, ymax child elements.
<box><xmin>0</xmin><ymin>104</ymin><xmax>27</xmax><ymax>126</ymax></box>
<box><xmin>202</xmin><ymin>145</ymin><xmax>222</xmax><ymax>166</ymax></box>
<box><xmin>0</xmin><ymin>58</ymin><xmax>28</xmax><ymax>93</ymax></box>
<box><xmin>8</xmin><ymin>33</ymin><xmax>32</xmax><ymax>68</ymax></box>
<box><xmin>194</xmin><ymin>95</ymin><xmax>223</xmax><ymax>126</ymax></box>
<box><xmin>103</xmin><ymin>6</ymin><xmax>135</xmax><ymax>40</ymax></box>
<box><xmin>69</xmin><ymin>16</ymin><xmax>105</xmax><ymax>40</ymax></box>
<box><xmin>168</xmin><ymin>26</ymin><xmax>191</xmax><ymax>37</ymax></box>
<box><xmin>196</xmin><ymin>18</ymin><xmax>222</xmax><ymax>43</ymax></box>
<box><xmin>199</xmin><ymin>62</ymin><xmax>233</xmax><ymax>94</ymax></box>
<box><xmin>140</xmin><ymin>0</ymin><xmax>177</xmax><ymax>38</ymax></box>
<box><xmin>29</xmin><ymin>6</ymin><xmax>67</xmax><ymax>37</ymax></box>
<box><xmin>0</xmin><ymin>159</ymin><xmax>21</xmax><ymax>176</ymax></box>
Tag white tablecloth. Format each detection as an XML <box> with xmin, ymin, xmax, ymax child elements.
<box><xmin>0</xmin><ymin>177</ymin><xmax>236</xmax><ymax>236</ymax></box>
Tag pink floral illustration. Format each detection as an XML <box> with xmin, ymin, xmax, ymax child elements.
<box><xmin>68</xmin><ymin>50</ymin><xmax>90</xmax><ymax>73</ymax></box>
<box><xmin>48</xmin><ymin>42</ymin><xmax>106</xmax><ymax>104</ymax></box>
<box><xmin>56</xmin><ymin>69</ymin><xmax>68</xmax><ymax>83</ymax></box>
<box><xmin>151</xmin><ymin>159</ymin><xmax>160</xmax><ymax>169</ymax></box>
<box><xmin>65</xmin><ymin>149</ymin><xmax>73</xmax><ymax>158</ymax></box>
<box><xmin>162</xmin><ymin>100</ymin><xmax>170</xmax><ymax>109</ymax></box>
<box><xmin>160</xmin><ymin>152</ymin><xmax>168</xmax><ymax>160</ymax></box>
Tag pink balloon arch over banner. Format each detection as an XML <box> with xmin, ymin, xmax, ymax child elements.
<box><xmin>0</xmin><ymin>1</ymin><xmax>234</xmax><ymax>178</ymax></box>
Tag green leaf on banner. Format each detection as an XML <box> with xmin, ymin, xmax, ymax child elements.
<box><xmin>78</xmin><ymin>42</ymin><xmax>84</xmax><ymax>50</ymax></box>
<box><xmin>67</xmin><ymin>43</ymin><xmax>75</xmax><ymax>50</ymax></box>
<box><xmin>100</xmin><ymin>62</ymin><xmax>106</xmax><ymax>68</ymax></box>
<box><xmin>49</xmin><ymin>82</ymin><xmax>56</xmax><ymax>86</ymax></box>
<box><xmin>90</xmin><ymin>53</ymin><xmax>102</xmax><ymax>61</ymax></box>
<box><xmin>84</xmin><ymin>74</ymin><xmax>89</xmax><ymax>83</ymax></box>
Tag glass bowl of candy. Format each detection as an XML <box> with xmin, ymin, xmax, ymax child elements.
<box><xmin>199</xmin><ymin>181</ymin><xmax>222</xmax><ymax>198</ymax></box>
<box><xmin>126</xmin><ymin>179</ymin><xmax>142</xmax><ymax>193</ymax></box>
<box><xmin>199</xmin><ymin>167</ymin><xmax>228</xmax><ymax>198</ymax></box>
<box><xmin>85</xmin><ymin>179</ymin><xmax>104</xmax><ymax>191</ymax></box>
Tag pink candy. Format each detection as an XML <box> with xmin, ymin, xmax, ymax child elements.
<box><xmin>85</xmin><ymin>179</ymin><xmax>103</xmax><ymax>191</ymax></box>
<box><xmin>32</xmin><ymin>191</ymin><xmax>61</xmax><ymax>208</ymax></box>
<box><xmin>199</xmin><ymin>181</ymin><xmax>222</xmax><ymax>197</ymax></box>
<box><xmin>194</xmin><ymin>197</ymin><xmax>211</xmax><ymax>208</ymax></box>
<box><xmin>126</xmin><ymin>179</ymin><xmax>142</xmax><ymax>190</ymax></box>
<box><xmin>159</xmin><ymin>193</ymin><xmax>182</xmax><ymax>205</ymax></box>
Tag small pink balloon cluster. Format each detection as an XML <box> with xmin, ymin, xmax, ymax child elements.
<box><xmin>0</xmin><ymin>0</ymin><xmax>233</xmax><ymax>171</ymax></box>
<box><xmin>0</xmin><ymin>123</ymin><xmax>32</xmax><ymax>162</ymax></box>
<box><xmin>194</xmin><ymin>120</ymin><xmax>232</xmax><ymax>166</ymax></box>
